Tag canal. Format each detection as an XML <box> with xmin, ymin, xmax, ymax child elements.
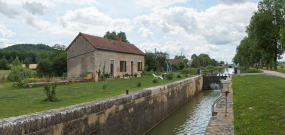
<box><xmin>146</xmin><ymin>90</ymin><xmax>220</xmax><ymax>135</ymax></box>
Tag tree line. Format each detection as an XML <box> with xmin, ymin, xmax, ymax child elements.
<box><xmin>0</xmin><ymin>44</ymin><xmax>67</xmax><ymax>77</ymax></box>
<box><xmin>233</xmin><ymin>0</ymin><xmax>285</xmax><ymax>70</ymax></box>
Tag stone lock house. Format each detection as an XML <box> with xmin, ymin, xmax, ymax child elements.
<box><xmin>66</xmin><ymin>32</ymin><xmax>145</xmax><ymax>81</ymax></box>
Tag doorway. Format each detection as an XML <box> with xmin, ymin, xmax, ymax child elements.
<box><xmin>131</xmin><ymin>61</ymin><xmax>133</xmax><ymax>76</ymax></box>
<box><xmin>110</xmin><ymin>60</ymin><xmax>114</xmax><ymax>76</ymax></box>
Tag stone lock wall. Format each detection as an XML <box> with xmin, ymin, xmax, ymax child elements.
<box><xmin>0</xmin><ymin>76</ymin><xmax>203</xmax><ymax>135</ymax></box>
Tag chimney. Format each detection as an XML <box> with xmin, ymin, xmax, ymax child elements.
<box><xmin>117</xmin><ymin>36</ymin><xmax>122</xmax><ymax>42</ymax></box>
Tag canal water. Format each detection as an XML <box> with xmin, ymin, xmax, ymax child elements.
<box><xmin>146</xmin><ymin>90</ymin><xmax>220</xmax><ymax>135</ymax></box>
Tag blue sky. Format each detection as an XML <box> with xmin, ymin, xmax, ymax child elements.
<box><xmin>0</xmin><ymin>0</ymin><xmax>263</xmax><ymax>63</ymax></box>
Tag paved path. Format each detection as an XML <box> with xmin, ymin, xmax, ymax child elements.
<box><xmin>205</xmin><ymin>76</ymin><xmax>234</xmax><ymax>135</ymax></box>
<box><xmin>262</xmin><ymin>70</ymin><xmax>285</xmax><ymax>78</ymax></box>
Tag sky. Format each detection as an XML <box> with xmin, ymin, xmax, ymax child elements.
<box><xmin>0</xmin><ymin>0</ymin><xmax>265</xmax><ymax>63</ymax></box>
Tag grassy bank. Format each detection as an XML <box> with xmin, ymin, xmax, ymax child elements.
<box><xmin>0</xmin><ymin>73</ymin><xmax>192</xmax><ymax>118</ymax></box>
<box><xmin>232</xmin><ymin>75</ymin><xmax>285</xmax><ymax>134</ymax></box>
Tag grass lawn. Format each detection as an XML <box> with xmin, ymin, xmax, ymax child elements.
<box><xmin>232</xmin><ymin>75</ymin><xmax>285</xmax><ymax>134</ymax></box>
<box><xmin>0</xmin><ymin>70</ymin><xmax>10</xmax><ymax>75</ymax></box>
<box><xmin>0</xmin><ymin>73</ymin><xmax>191</xmax><ymax>118</ymax></box>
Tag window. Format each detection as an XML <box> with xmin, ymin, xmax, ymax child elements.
<box><xmin>120</xmin><ymin>61</ymin><xmax>126</xmax><ymax>72</ymax></box>
<box><xmin>138</xmin><ymin>62</ymin><xmax>142</xmax><ymax>71</ymax></box>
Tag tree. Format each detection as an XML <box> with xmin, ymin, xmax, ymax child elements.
<box><xmin>103</xmin><ymin>31</ymin><xmax>130</xmax><ymax>43</ymax></box>
<box><xmin>0</xmin><ymin>59</ymin><xmax>9</xmax><ymax>70</ymax></box>
<box><xmin>23</xmin><ymin>57</ymin><xmax>31</xmax><ymax>68</ymax></box>
<box><xmin>52</xmin><ymin>53</ymin><xmax>67</xmax><ymax>76</ymax></box>
<box><xmin>144</xmin><ymin>52</ymin><xmax>159</xmax><ymax>71</ymax></box>
<box><xmin>37</xmin><ymin>59</ymin><xmax>53</xmax><ymax>77</ymax></box>
<box><xmin>12</xmin><ymin>56</ymin><xmax>21</xmax><ymax>66</ymax></box>
<box><xmin>178</xmin><ymin>62</ymin><xmax>185</xmax><ymax>70</ymax></box>
<box><xmin>156</xmin><ymin>51</ymin><xmax>169</xmax><ymax>70</ymax></box>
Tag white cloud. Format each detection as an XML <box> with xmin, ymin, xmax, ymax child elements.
<box><xmin>0</xmin><ymin>1</ymin><xmax>19</xmax><ymax>18</ymax></box>
<box><xmin>24</xmin><ymin>13</ymin><xmax>51</xmax><ymax>31</ymax></box>
<box><xmin>0</xmin><ymin>23</ymin><xmax>16</xmax><ymax>37</ymax></box>
<box><xmin>54</xmin><ymin>6</ymin><xmax>133</xmax><ymax>35</ymax></box>
<box><xmin>0</xmin><ymin>38</ymin><xmax>9</xmax><ymax>48</ymax></box>
<box><xmin>22</xmin><ymin>1</ymin><xmax>47</xmax><ymax>15</ymax></box>
<box><xmin>217</xmin><ymin>0</ymin><xmax>251</xmax><ymax>5</ymax></box>
<box><xmin>138</xmin><ymin>27</ymin><xmax>154</xmax><ymax>41</ymax></box>
<box><xmin>4</xmin><ymin>0</ymin><xmax>96</xmax><ymax>6</ymax></box>
<box><xmin>136</xmin><ymin>0</ymin><xmax>189</xmax><ymax>8</ymax></box>
<box><xmin>207</xmin><ymin>44</ymin><xmax>220</xmax><ymax>51</ymax></box>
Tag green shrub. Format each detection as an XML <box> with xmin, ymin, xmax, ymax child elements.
<box><xmin>137</xmin><ymin>82</ymin><xmax>141</xmax><ymax>87</ymax></box>
<box><xmin>153</xmin><ymin>78</ymin><xmax>158</xmax><ymax>83</ymax></box>
<box><xmin>124</xmin><ymin>73</ymin><xmax>129</xmax><ymax>78</ymax></box>
<box><xmin>117</xmin><ymin>75</ymin><xmax>120</xmax><ymax>78</ymax></box>
<box><xmin>43</xmin><ymin>82</ymin><xmax>58</xmax><ymax>102</ymax></box>
<box><xmin>184</xmin><ymin>74</ymin><xmax>189</xmax><ymax>77</ymax></box>
<box><xmin>134</xmin><ymin>73</ymin><xmax>138</xmax><ymax>77</ymax></box>
<box><xmin>0</xmin><ymin>59</ymin><xmax>9</xmax><ymax>70</ymax></box>
<box><xmin>178</xmin><ymin>62</ymin><xmax>185</xmax><ymax>70</ymax></box>
<box><xmin>176</xmin><ymin>74</ymin><xmax>182</xmax><ymax>78</ymax></box>
<box><xmin>8</xmin><ymin>66</ymin><xmax>35</xmax><ymax>82</ymax></box>
<box><xmin>166</xmin><ymin>72</ymin><xmax>174</xmax><ymax>80</ymax></box>
<box><xmin>103</xmin><ymin>83</ymin><xmax>107</xmax><ymax>90</ymax></box>
<box><xmin>206</xmin><ymin>65</ymin><xmax>215</xmax><ymax>70</ymax></box>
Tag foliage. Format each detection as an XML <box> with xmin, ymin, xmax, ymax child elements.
<box><xmin>0</xmin><ymin>59</ymin><xmax>9</xmax><ymax>70</ymax></box>
<box><xmin>134</xmin><ymin>73</ymin><xmax>138</xmax><ymax>77</ymax></box>
<box><xmin>175</xmin><ymin>55</ymin><xmax>189</xmax><ymax>65</ymax></box>
<box><xmin>190</xmin><ymin>54</ymin><xmax>220</xmax><ymax>68</ymax></box>
<box><xmin>23</xmin><ymin>57</ymin><xmax>31</xmax><ymax>68</ymax></box>
<box><xmin>206</xmin><ymin>65</ymin><xmax>215</xmax><ymax>70</ymax></box>
<box><xmin>156</xmin><ymin>51</ymin><xmax>169</xmax><ymax>70</ymax></box>
<box><xmin>12</xmin><ymin>56</ymin><xmax>21</xmax><ymax>66</ymax></box>
<box><xmin>7</xmin><ymin>66</ymin><xmax>35</xmax><ymax>82</ymax></box>
<box><xmin>176</xmin><ymin>74</ymin><xmax>182</xmax><ymax>78</ymax></box>
<box><xmin>166</xmin><ymin>72</ymin><xmax>174</xmax><ymax>80</ymax></box>
<box><xmin>37</xmin><ymin>59</ymin><xmax>53</xmax><ymax>77</ymax></box>
<box><xmin>145</xmin><ymin>52</ymin><xmax>159</xmax><ymax>71</ymax></box>
<box><xmin>124</xmin><ymin>73</ymin><xmax>129</xmax><ymax>78</ymax></box>
<box><xmin>238</xmin><ymin>67</ymin><xmax>262</xmax><ymax>73</ymax></box>
<box><xmin>80</xmin><ymin>72</ymin><xmax>93</xmax><ymax>76</ymax></box>
<box><xmin>137</xmin><ymin>81</ymin><xmax>141</xmax><ymax>87</ymax></box>
<box><xmin>52</xmin><ymin>52</ymin><xmax>67</xmax><ymax>76</ymax></box>
<box><xmin>233</xmin><ymin>75</ymin><xmax>285</xmax><ymax>134</ymax></box>
<box><xmin>117</xmin><ymin>75</ymin><xmax>120</xmax><ymax>78</ymax></box>
<box><xmin>103</xmin><ymin>31</ymin><xmax>130</xmax><ymax>43</ymax></box>
<box><xmin>178</xmin><ymin>62</ymin><xmax>185</xmax><ymax>70</ymax></box>
<box><xmin>234</xmin><ymin>0</ymin><xmax>285</xmax><ymax>70</ymax></box>
<box><xmin>43</xmin><ymin>82</ymin><xmax>58</xmax><ymax>102</ymax></box>
<box><xmin>153</xmin><ymin>78</ymin><xmax>158</xmax><ymax>83</ymax></box>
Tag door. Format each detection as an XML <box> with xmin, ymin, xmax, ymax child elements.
<box><xmin>131</xmin><ymin>61</ymin><xmax>133</xmax><ymax>76</ymax></box>
<box><xmin>110</xmin><ymin>60</ymin><xmax>114</xmax><ymax>76</ymax></box>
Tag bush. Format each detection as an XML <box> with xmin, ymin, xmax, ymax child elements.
<box><xmin>37</xmin><ymin>59</ymin><xmax>52</xmax><ymax>77</ymax></box>
<box><xmin>166</xmin><ymin>72</ymin><xmax>174</xmax><ymax>80</ymax></box>
<box><xmin>8</xmin><ymin>66</ymin><xmax>35</xmax><ymax>82</ymax></box>
<box><xmin>178</xmin><ymin>62</ymin><xmax>185</xmax><ymax>70</ymax></box>
<box><xmin>180</xmin><ymin>68</ymin><xmax>196</xmax><ymax>74</ymax></box>
<box><xmin>153</xmin><ymin>78</ymin><xmax>158</xmax><ymax>83</ymax></box>
<box><xmin>134</xmin><ymin>73</ymin><xmax>138</xmax><ymax>77</ymax></box>
<box><xmin>117</xmin><ymin>75</ymin><xmax>120</xmax><ymax>78</ymax></box>
<box><xmin>43</xmin><ymin>82</ymin><xmax>58</xmax><ymax>102</ymax></box>
<box><xmin>124</xmin><ymin>73</ymin><xmax>129</xmax><ymax>78</ymax></box>
<box><xmin>137</xmin><ymin>82</ymin><xmax>141</xmax><ymax>87</ymax></box>
<box><xmin>103</xmin><ymin>83</ymin><xmax>107</xmax><ymax>90</ymax></box>
<box><xmin>176</xmin><ymin>74</ymin><xmax>182</xmax><ymax>78</ymax></box>
<box><xmin>0</xmin><ymin>59</ymin><xmax>9</xmax><ymax>70</ymax></box>
<box><xmin>206</xmin><ymin>65</ymin><xmax>215</xmax><ymax>70</ymax></box>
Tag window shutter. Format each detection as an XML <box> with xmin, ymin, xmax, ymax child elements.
<box><xmin>125</xmin><ymin>61</ymin><xmax>127</xmax><ymax>72</ymax></box>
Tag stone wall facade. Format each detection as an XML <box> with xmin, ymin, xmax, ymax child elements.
<box><xmin>0</xmin><ymin>76</ymin><xmax>203</xmax><ymax>135</ymax></box>
<box><xmin>67</xmin><ymin>35</ymin><xmax>144</xmax><ymax>80</ymax></box>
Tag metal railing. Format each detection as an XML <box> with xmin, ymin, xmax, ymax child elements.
<box><xmin>211</xmin><ymin>91</ymin><xmax>230</xmax><ymax>116</ymax></box>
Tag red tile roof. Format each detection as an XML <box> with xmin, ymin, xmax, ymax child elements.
<box><xmin>168</xmin><ymin>59</ymin><xmax>183</xmax><ymax>65</ymax></box>
<box><xmin>66</xmin><ymin>32</ymin><xmax>144</xmax><ymax>55</ymax></box>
